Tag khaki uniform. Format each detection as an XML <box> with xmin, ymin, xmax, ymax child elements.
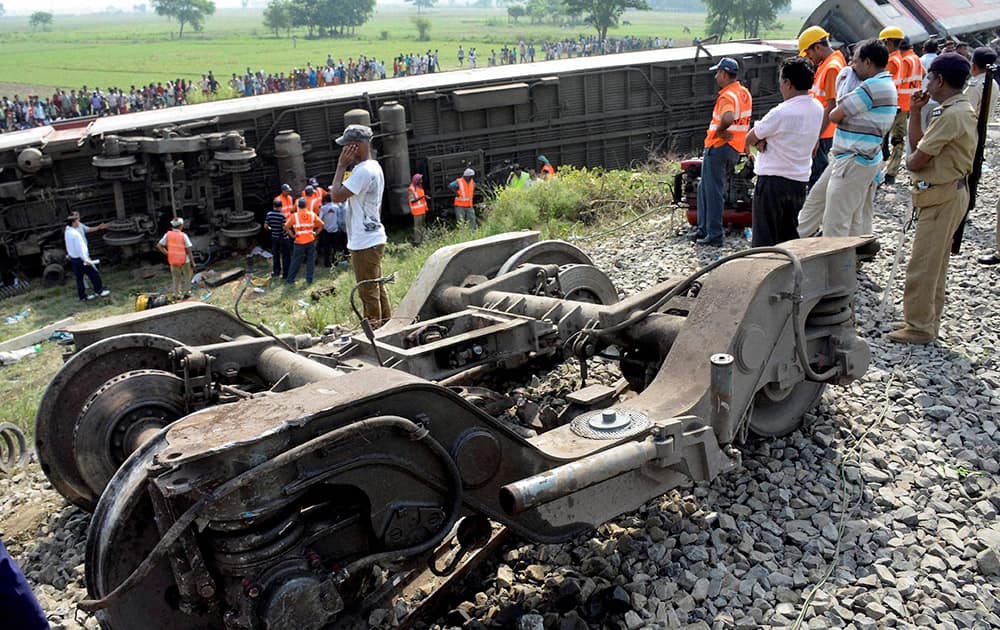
<box><xmin>902</xmin><ymin>93</ymin><xmax>976</xmax><ymax>337</ymax></box>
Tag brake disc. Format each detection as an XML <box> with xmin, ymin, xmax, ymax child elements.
<box><xmin>496</xmin><ymin>240</ymin><xmax>594</xmax><ymax>276</ymax></box>
<box><xmin>556</xmin><ymin>264</ymin><xmax>619</xmax><ymax>305</ymax></box>
<box><xmin>73</xmin><ymin>370</ymin><xmax>186</xmax><ymax>500</ymax></box>
<box><xmin>35</xmin><ymin>333</ymin><xmax>180</xmax><ymax>511</ymax></box>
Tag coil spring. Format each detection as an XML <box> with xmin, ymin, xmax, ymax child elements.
<box><xmin>806</xmin><ymin>295</ymin><xmax>853</xmax><ymax>327</ymax></box>
<box><xmin>0</xmin><ymin>423</ymin><xmax>29</xmax><ymax>474</ymax></box>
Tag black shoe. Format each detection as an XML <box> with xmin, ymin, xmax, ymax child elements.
<box><xmin>696</xmin><ymin>236</ymin><xmax>724</xmax><ymax>247</ymax></box>
<box><xmin>978</xmin><ymin>253</ymin><xmax>1000</xmax><ymax>265</ymax></box>
<box><xmin>687</xmin><ymin>230</ymin><xmax>705</xmax><ymax>242</ymax></box>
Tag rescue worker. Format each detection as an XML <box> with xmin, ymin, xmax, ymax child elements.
<box><xmin>274</xmin><ymin>183</ymin><xmax>295</xmax><ymax>216</ymax></box>
<box><xmin>891</xmin><ymin>53</ymin><xmax>976</xmax><ymax>344</ymax></box>
<box><xmin>301</xmin><ymin>185</ymin><xmax>322</xmax><ymax>213</ymax></box>
<box><xmin>537</xmin><ymin>155</ymin><xmax>556</xmax><ymax>180</ymax></box>
<box><xmin>879</xmin><ymin>27</ymin><xmax>908</xmax><ymax>185</ymax></box>
<box><xmin>797</xmin><ymin>39</ymin><xmax>897</xmax><ymax>238</ymax></box>
<box><xmin>284</xmin><ymin>197</ymin><xmax>323</xmax><ymax>285</ymax></box>
<box><xmin>690</xmin><ymin>57</ymin><xmax>752</xmax><ymax>247</ymax></box>
<box><xmin>799</xmin><ymin>26</ymin><xmax>846</xmax><ymax>187</ymax></box>
<box><xmin>408</xmin><ymin>173</ymin><xmax>429</xmax><ymax>245</ymax></box>
<box><xmin>265</xmin><ymin>198</ymin><xmax>292</xmax><ymax>278</ymax></box>
<box><xmin>450</xmin><ymin>168</ymin><xmax>477</xmax><ymax>229</ymax></box>
<box><xmin>330</xmin><ymin>124</ymin><xmax>392</xmax><ymax>326</ymax></box>
<box><xmin>507</xmin><ymin>164</ymin><xmax>530</xmax><ymax>189</ymax></box>
<box><xmin>969</xmin><ymin>47</ymin><xmax>1000</xmax><ymax>265</ymax></box>
<box><xmin>746</xmin><ymin>58</ymin><xmax>824</xmax><ymax>246</ymax></box>
<box><xmin>155</xmin><ymin>217</ymin><xmax>193</xmax><ymax>299</ymax></box>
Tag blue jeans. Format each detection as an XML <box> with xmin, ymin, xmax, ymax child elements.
<box><xmin>809</xmin><ymin>137</ymin><xmax>833</xmax><ymax>188</ymax></box>
<box><xmin>271</xmin><ymin>237</ymin><xmax>291</xmax><ymax>278</ymax></box>
<box><xmin>286</xmin><ymin>240</ymin><xmax>316</xmax><ymax>284</ymax></box>
<box><xmin>69</xmin><ymin>257</ymin><xmax>103</xmax><ymax>300</ymax></box>
<box><xmin>696</xmin><ymin>145</ymin><xmax>739</xmax><ymax>241</ymax></box>
<box><xmin>0</xmin><ymin>539</ymin><xmax>48</xmax><ymax>630</ymax></box>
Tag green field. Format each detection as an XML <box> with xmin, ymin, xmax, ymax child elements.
<box><xmin>0</xmin><ymin>7</ymin><xmax>806</xmax><ymax>94</ymax></box>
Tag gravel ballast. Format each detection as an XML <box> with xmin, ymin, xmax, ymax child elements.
<box><xmin>3</xmin><ymin>154</ymin><xmax>1000</xmax><ymax>630</ymax></box>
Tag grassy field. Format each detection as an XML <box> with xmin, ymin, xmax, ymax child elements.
<box><xmin>0</xmin><ymin>162</ymin><xmax>679</xmax><ymax>436</ymax></box>
<box><xmin>0</xmin><ymin>7</ymin><xmax>806</xmax><ymax>93</ymax></box>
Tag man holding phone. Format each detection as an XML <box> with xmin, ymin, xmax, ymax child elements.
<box><xmin>330</xmin><ymin>124</ymin><xmax>392</xmax><ymax>326</ymax></box>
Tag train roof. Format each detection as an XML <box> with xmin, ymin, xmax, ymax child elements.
<box><xmin>0</xmin><ymin>42</ymin><xmax>778</xmax><ymax>154</ymax></box>
<box><xmin>804</xmin><ymin>0</ymin><xmax>1000</xmax><ymax>44</ymax></box>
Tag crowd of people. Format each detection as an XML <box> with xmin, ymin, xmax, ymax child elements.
<box><xmin>1</xmin><ymin>34</ymin><xmax>677</xmax><ymax>134</ymax></box>
<box><xmin>691</xmin><ymin>25</ymin><xmax>997</xmax><ymax>347</ymax></box>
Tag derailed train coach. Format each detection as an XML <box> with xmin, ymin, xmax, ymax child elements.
<box><xmin>807</xmin><ymin>0</ymin><xmax>1000</xmax><ymax>45</ymax></box>
<box><xmin>0</xmin><ymin>42</ymin><xmax>785</xmax><ymax>279</ymax></box>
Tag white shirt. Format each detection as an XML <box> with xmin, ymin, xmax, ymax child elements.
<box><xmin>64</xmin><ymin>225</ymin><xmax>90</xmax><ymax>261</ymax></box>
<box><xmin>342</xmin><ymin>159</ymin><xmax>387</xmax><ymax>251</ymax></box>
<box><xmin>965</xmin><ymin>74</ymin><xmax>999</xmax><ymax>119</ymax></box>
<box><xmin>836</xmin><ymin>66</ymin><xmax>862</xmax><ymax>100</ymax></box>
<box><xmin>751</xmin><ymin>94</ymin><xmax>824</xmax><ymax>182</ymax></box>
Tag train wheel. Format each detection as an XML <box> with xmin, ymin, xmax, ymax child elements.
<box><xmin>557</xmin><ymin>264</ymin><xmax>619</xmax><ymax>305</ymax></box>
<box><xmin>35</xmin><ymin>333</ymin><xmax>180</xmax><ymax>511</ymax></box>
<box><xmin>496</xmin><ymin>240</ymin><xmax>594</xmax><ymax>276</ymax></box>
<box><xmin>748</xmin><ymin>381</ymin><xmax>827</xmax><ymax>438</ymax></box>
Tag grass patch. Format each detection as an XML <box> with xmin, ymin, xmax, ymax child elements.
<box><xmin>0</xmin><ymin>162</ymin><xmax>678</xmax><ymax>436</ymax></box>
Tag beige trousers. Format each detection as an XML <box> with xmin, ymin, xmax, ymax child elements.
<box><xmin>885</xmin><ymin>109</ymin><xmax>908</xmax><ymax>178</ymax></box>
<box><xmin>170</xmin><ymin>262</ymin><xmax>192</xmax><ymax>298</ymax></box>
<box><xmin>351</xmin><ymin>244</ymin><xmax>391</xmax><ymax>325</ymax></box>
<box><xmin>797</xmin><ymin>157</ymin><xmax>879</xmax><ymax>238</ymax></box>
<box><xmin>413</xmin><ymin>213</ymin><xmax>425</xmax><ymax>245</ymax></box>
<box><xmin>902</xmin><ymin>181</ymin><xmax>968</xmax><ymax>337</ymax></box>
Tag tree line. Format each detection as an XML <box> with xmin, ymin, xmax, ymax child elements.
<box><xmin>263</xmin><ymin>0</ymin><xmax>376</xmax><ymax>38</ymax></box>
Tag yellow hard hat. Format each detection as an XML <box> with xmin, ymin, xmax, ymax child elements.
<box><xmin>798</xmin><ymin>26</ymin><xmax>831</xmax><ymax>56</ymax></box>
<box><xmin>879</xmin><ymin>26</ymin><xmax>905</xmax><ymax>40</ymax></box>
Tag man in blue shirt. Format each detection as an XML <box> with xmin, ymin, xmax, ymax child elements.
<box><xmin>317</xmin><ymin>193</ymin><xmax>348</xmax><ymax>268</ymax></box>
<box><xmin>264</xmin><ymin>199</ymin><xmax>291</xmax><ymax>279</ymax></box>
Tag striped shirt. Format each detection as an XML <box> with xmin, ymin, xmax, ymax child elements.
<box><xmin>832</xmin><ymin>71</ymin><xmax>898</xmax><ymax>165</ymax></box>
<box><xmin>265</xmin><ymin>210</ymin><xmax>289</xmax><ymax>241</ymax></box>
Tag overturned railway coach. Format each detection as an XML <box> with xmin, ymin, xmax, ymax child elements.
<box><xmin>0</xmin><ymin>42</ymin><xmax>785</xmax><ymax>276</ymax></box>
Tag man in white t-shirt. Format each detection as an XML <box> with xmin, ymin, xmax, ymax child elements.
<box><xmin>745</xmin><ymin>58</ymin><xmax>824</xmax><ymax>246</ymax></box>
<box><xmin>330</xmin><ymin>124</ymin><xmax>391</xmax><ymax>326</ymax></box>
<box><xmin>64</xmin><ymin>212</ymin><xmax>111</xmax><ymax>301</ymax></box>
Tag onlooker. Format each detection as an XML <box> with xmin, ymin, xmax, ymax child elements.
<box><xmin>690</xmin><ymin>57</ymin><xmax>753</xmax><ymax>247</ymax></box>
<box><xmin>330</xmin><ymin>124</ymin><xmax>392</xmax><ymax>326</ymax></box>
<box><xmin>284</xmin><ymin>197</ymin><xmax>322</xmax><ymax>284</ymax></box>
<box><xmin>450</xmin><ymin>168</ymin><xmax>477</xmax><ymax>229</ymax></box>
<box><xmin>317</xmin><ymin>193</ymin><xmax>348</xmax><ymax>267</ymax></box>
<box><xmin>746</xmin><ymin>58</ymin><xmax>823</xmax><ymax>247</ymax></box>
<box><xmin>968</xmin><ymin>47</ymin><xmax>1000</xmax><ymax>266</ymax></box>
<box><xmin>156</xmin><ymin>217</ymin><xmax>193</xmax><ymax>299</ymax></box>
<box><xmin>797</xmin><ymin>39</ymin><xmax>897</xmax><ymax>238</ymax></box>
<box><xmin>265</xmin><ymin>198</ymin><xmax>292</xmax><ymax>279</ymax></box>
<box><xmin>892</xmin><ymin>53</ymin><xmax>976</xmax><ymax>344</ymax></box>
<box><xmin>64</xmin><ymin>213</ymin><xmax>110</xmax><ymax>301</ymax></box>
<box><xmin>407</xmin><ymin>173</ymin><xmax>429</xmax><ymax>245</ymax></box>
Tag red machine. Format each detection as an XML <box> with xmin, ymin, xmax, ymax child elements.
<box><xmin>673</xmin><ymin>157</ymin><xmax>755</xmax><ymax>229</ymax></box>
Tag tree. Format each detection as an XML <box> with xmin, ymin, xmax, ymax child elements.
<box><xmin>507</xmin><ymin>5</ymin><xmax>525</xmax><ymax>23</ymax></box>
<box><xmin>406</xmin><ymin>0</ymin><xmax>437</xmax><ymax>13</ymax></box>
<box><xmin>527</xmin><ymin>0</ymin><xmax>565</xmax><ymax>25</ymax></box>
<box><xmin>29</xmin><ymin>11</ymin><xmax>53</xmax><ymax>31</ymax></box>
<box><xmin>563</xmin><ymin>0</ymin><xmax>649</xmax><ymax>40</ymax></box>
<box><xmin>704</xmin><ymin>0</ymin><xmax>788</xmax><ymax>40</ymax></box>
<box><xmin>151</xmin><ymin>0</ymin><xmax>216</xmax><ymax>38</ymax></box>
<box><xmin>412</xmin><ymin>16</ymin><xmax>431</xmax><ymax>40</ymax></box>
<box><xmin>263</xmin><ymin>0</ymin><xmax>292</xmax><ymax>37</ymax></box>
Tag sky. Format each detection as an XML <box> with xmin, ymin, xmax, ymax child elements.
<box><xmin>1</xmin><ymin>0</ymin><xmax>820</xmax><ymax>15</ymax></box>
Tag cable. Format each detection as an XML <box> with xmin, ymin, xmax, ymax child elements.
<box><xmin>791</xmin><ymin>347</ymin><xmax>912</xmax><ymax>630</ymax></box>
<box><xmin>233</xmin><ymin>274</ymin><xmax>296</xmax><ymax>353</ymax></box>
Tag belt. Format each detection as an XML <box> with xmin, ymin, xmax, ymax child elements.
<box><xmin>915</xmin><ymin>179</ymin><xmax>967</xmax><ymax>190</ymax></box>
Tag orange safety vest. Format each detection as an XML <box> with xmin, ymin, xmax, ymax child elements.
<box><xmin>540</xmin><ymin>163</ymin><xmax>555</xmax><ymax>179</ymax></box>
<box><xmin>899</xmin><ymin>50</ymin><xmax>923</xmax><ymax>112</ymax></box>
<box><xmin>408</xmin><ymin>184</ymin><xmax>428</xmax><ymax>216</ymax></box>
<box><xmin>704</xmin><ymin>81</ymin><xmax>753</xmax><ymax>153</ymax></box>
<box><xmin>887</xmin><ymin>50</ymin><xmax>906</xmax><ymax>111</ymax></box>
<box><xmin>302</xmin><ymin>195</ymin><xmax>322</xmax><ymax>214</ymax></box>
<box><xmin>290</xmin><ymin>209</ymin><xmax>318</xmax><ymax>244</ymax></box>
<box><xmin>302</xmin><ymin>187</ymin><xmax>325</xmax><ymax>208</ymax></box>
<box><xmin>455</xmin><ymin>178</ymin><xmax>474</xmax><ymax>208</ymax></box>
<box><xmin>165</xmin><ymin>230</ymin><xmax>187</xmax><ymax>266</ymax></box>
<box><xmin>809</xmin><ymin>50</ymin><xmax>846</xmax><ymax>140</ymax></box>
<box><xmin>274</xmin><ymin>193</ymin><xmax>295</xmax><ymax>216</ymax></box>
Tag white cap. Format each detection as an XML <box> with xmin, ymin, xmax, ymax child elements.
<box><xmin>463</xmin><ymin>168</ymin><xmax>475</xmax><ymax>177</ymax></box>
<box><xmin>170</xmin><ymin>217</ymin><xmax>184</xmax><ymax>228</ymax></box>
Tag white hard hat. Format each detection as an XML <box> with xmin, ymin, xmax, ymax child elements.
<box><xmin>170</xmin><ymin>217</ymin><xmax>184</xmax><ymax>228</ymax></box>
<box><xmin>463</xmin><ymin>168</ymin><xmax>475</xmax><ymax>177</ymax></box>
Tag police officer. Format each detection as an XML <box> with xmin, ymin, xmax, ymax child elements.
<box><xmin>891</xmin><ymin>53</ymin><xmax>976</xmax><ymax>345</ymax></box>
